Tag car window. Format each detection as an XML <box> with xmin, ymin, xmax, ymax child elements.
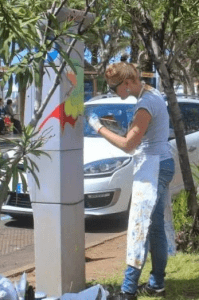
<box><xmin>179</xmin><ymin>103</ymin><xmax>199</xmax><ymax>135</ymax></box>
<box><xmin>84</xmin><ymin>104</ymin><xmax>135</xmax><ymax>137</ymax></box>
<box><xmin>168</xmin><ymin>102</ymin><xmax>199</xmax><ymax>136</ymax></box>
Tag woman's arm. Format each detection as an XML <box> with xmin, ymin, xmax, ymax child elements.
<box><xmin>98</xmin><ymin>109</ymin><xmax>151</xmax><ymax>153</ymax></box>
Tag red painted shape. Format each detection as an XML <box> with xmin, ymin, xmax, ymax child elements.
<box><xmin>39</xmin><ymin>102</ymin><xmax>77</xmax><ymax>132</ymax></box>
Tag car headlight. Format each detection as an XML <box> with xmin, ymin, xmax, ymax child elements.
<box><xmin>84</xmin><ymin>157</ymin><xmax>132</xmax><ymax>177</ymax></box>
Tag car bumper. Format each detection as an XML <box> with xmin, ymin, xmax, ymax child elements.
<box><xmin>1</xmin><ymin>192</ymin><xmax>33</xmax><ymax>217</ymax></box>
<box><xmin>84</xmin><ymin>162</ymin><xmax>133</xmax><ymax>216</ymax></box>
<box><xmin>2</xmin><ymin>160</ymin><xmax>133</xmax><ymax>218</ymax></box>
<box><xmin>2</xmin><ymin>187</ymin><xmax>127</xmax><ymax>218</ymax></box>
<box><xmin>1</xmin><ymin>205</ymin><xmax>33</xmax><ymax>217</ymax></box>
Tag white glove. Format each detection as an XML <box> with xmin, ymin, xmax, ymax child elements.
<box><xmin>87</xmin><ymin>113</ymin><xmax>104</xmax><ymax>133</ymax></box>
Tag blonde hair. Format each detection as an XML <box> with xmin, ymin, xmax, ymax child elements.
<box><xmin>105</xmin><ymin>62</ymin><xmax>139</xmax><ymax>86</ymax></box>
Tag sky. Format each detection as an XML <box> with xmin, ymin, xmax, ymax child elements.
<box><xmin>85</xmin><ymin>47</ymin><xmax>131</xmax><ymax>64</ymax></box>
<box><xmin>2</xmin><ymin>44</ymin><xmax>131</xmax><ymax>96</ymax></box>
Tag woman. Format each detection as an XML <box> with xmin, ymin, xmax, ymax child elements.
<box><xmin>87</xmin><ymin>61</ymin><xmax>175</xmax><ymax>300</ymax></box>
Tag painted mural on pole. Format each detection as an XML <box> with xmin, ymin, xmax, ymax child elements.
<box><xmin>39</xmin><ymin>60</ymin><xmax>84</xmax><ymax>133</ymax></box>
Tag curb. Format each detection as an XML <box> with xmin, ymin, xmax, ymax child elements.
<box><xmin>4</xmin><ymin>264</ymin><xmax>35</xmax><ymax>279</ymax></box>
<box><xmin>5</xmin><ymin>232</ymin><xmax>127</xmax><ymax>279</ymax></box>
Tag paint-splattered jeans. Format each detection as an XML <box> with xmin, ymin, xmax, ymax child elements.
<box><xmin>121</xmin><ymin>158</ymin><xmax>175</xmax><ymax>294</ymax></box>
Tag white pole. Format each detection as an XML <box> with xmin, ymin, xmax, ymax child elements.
<box><xmin>25</xmin><ymin>9</ymin><xmax>94</xmax><ymax>296</ymax></box>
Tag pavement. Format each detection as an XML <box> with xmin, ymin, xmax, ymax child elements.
<box><xmin>0</xmin><ymin>216</ymin><xmax>35</xmax><ymax>276</ymax></box>
<box><xmin>0</xmin><ymin>134</ymin><xmax>32</xmax><ymax>277</ymax></box>
<box><xmin>0</xmin><ymin>134</ymin><xmax>127</xmax><ymax>278</ymax></box>
<box><xmin>0</xmin><ymin>215</ymin><xmax>126</xmax><ymax>278</ymax></box>
<box><xmin>0</xmin><ymin>218</ymin><xmax>34</xmax><ymax>256</ymax></box>
<box><xmin>0</xmin><ymin>134</ymin><xmax>35</xmax><ymax>276</ymax></box>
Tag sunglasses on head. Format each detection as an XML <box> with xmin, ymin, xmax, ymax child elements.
<box><xmin>109</xmin><ymin>80</ymin><xmax>123</xmax><ymax>93</ymax></box>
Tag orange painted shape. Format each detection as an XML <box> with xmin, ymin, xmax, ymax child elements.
<box><xmin>67</xmin><ymin>71</ymin><xmax>77</xmax><ymax>86</ymax></box>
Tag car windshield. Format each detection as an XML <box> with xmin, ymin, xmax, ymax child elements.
<box><xmin>84</xmin><ymin>104</ymin><xmax>136</xmax><ymax>137</ymax></box>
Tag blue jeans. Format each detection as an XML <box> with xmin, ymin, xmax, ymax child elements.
<box><xmin>122</xmin><ymin>158</ymin><xmax>175</xmax><ymax>294</ymax></box>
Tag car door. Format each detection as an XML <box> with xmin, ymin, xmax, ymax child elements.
<box><xmin>169</xmin><ymin>101</ymin><xmax>199</xmax><ymax>195</ymax></box>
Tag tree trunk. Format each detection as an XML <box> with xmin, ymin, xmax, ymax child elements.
<box><xmin>135</xmin><ymin>23</ymin><xmax>199</xmax><ymax>217</ymax></box>
<box><xmin>130</xmin><ymin>34</ymin><xmax>139</xmax><ymax>63</ymax></box>
<box><xmin>158</xmin><ymin>64</ymin><xmax>198</xmax><ymax>216</ymax></box>
<box><xmin>91</xmin><ymin>45</ymin><xmax>98</xmax><ymax>66</ymax></box>
<box><xmin>184</xmin><ymin>82</ymin><xmax>188</xmax><ymax>95</ymax></box>
<box><xmin>175</xmin><ymin>60</ymin><xmax>195</xmax><ymax>95</ymax></box>
<box><xmin>19</xmin><ymin>87</ymin><xmax>26</xmax><ymax>126</ymax></box>
<box><xmin>186</xmin><ymin>74</ymin><xmax>195</xmax><ymax>95</ymax></box>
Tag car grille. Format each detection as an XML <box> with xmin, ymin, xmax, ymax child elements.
<box><xmin>6</xmin><ymin>192</ymin><xmax>114</xmax><ymax>210</ymax></box>
<box><xmin>6</xmin><ymin>192</ymin><xmax>32</xmax><ymax>209</ymax></box>
<box><xmin>84</xmin><ymin>192</ymin><xmax>114</xmax><ymax>209</ymax></box>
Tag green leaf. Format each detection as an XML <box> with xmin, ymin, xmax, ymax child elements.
<box><xmin>30</xmin><ymin>150</ymin><xmax>51</xmax><ymax>160</ymax></box>
<box><xmin>27</xmin><ymin>165</ymin><xmax>40</xmax><ymax>189</ymax></box>
<box><xmin>12</xmin><ymin>165</ymin><xmax>19</xmax><ymax>192</ymax></box>
<box><xmin>58</xmin><ymin>48</ymin><xmax>77</xmax><ymax>74</ymax></box>
<box><xmin>18</xmin><ymin>168</ymin><xmax>28</xmax><ymax>193</ymax></box>
<box><xmin>6</xmin><ymin>75</ymin><xmax>13</xmax><ymax>98</ymax></box>
<box><xmin>25</xmin><ymin>125</ymin><xmax>34</xmax><ymax>136</ymax></box>
<box><xmin>23</xmin><ymin>156</ymin><xmax>28</xmax><ymax>171</ymax></box>
<box><xmin>48</xmin><ymin>13</ymin><xmax>59</xmax><ymax>28</ymax></box>
<box><xmin>33</xmin><ymin>69</ymin><xmax>41</xmax><ymax>86</ymax></box>
<box><xmin>92</xmin><ymin>16</ymin><xmax>102</xmax><ymax>26</ymax></box>
<box><xmin>27</xmin><ymin>156</ymin><xmax>39</xmax><ymax>173</ymax></box>
<box><xmin>48</xmin><ymin>61</ymin><xmax>59</xmax><ymax>75</ymax></box>
<box><xmin>34</xmin><ymin>51</ymin><xmax>45</xmax><ymax>59</ymax></box>
<box><xmin>21</xmin><ymin>16</ymin><xmax>40</xmax><ymax>27</ymax></box>
<box><xmin>174</xmin><ymin>17</ymin><xmax>182</xmax><ymax>23</ymax></box>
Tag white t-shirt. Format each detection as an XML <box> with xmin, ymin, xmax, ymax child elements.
<box><xmin>133</xmin><ymin>88</ymin><xmax>172</xmax><ymax>161</ymax></box>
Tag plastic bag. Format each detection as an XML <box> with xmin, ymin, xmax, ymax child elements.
<box><xmin>15</xmin><ymin>273</ymin><xmax>27</xmax><ymax>300</ymax></box>
<box><xmin>0</xmin><ymin>272</ymin><xmax>28</xmax><ymax>300</ymax></box>
<box><xmin>0</xmin><ymin>275</ymin><xmax>18</xmax><ymax>300</ymax></box>
<box><xmin>60</xmin><ymin>284</ymin><xmax>109</xmax><ymax>300</ymax></box>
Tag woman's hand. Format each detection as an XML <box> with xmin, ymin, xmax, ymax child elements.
<box><xmin>87</xmin><ymin>113</ymin><xmax>104</xmax><ymax>133</ymax></box>
<box><xmin>96</xmin><ymin>109</ymin><xmax>151</xmax><ymax>153</ymax></box>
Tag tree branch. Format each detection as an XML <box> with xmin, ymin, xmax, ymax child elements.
<box><xmin>78</xmin><ymin>0</ymin><xmax>96</xmax><ymax>35</ymax></box>
<box><xmin>175</xmin><ymin>58</ymin><xmax>191</xmax><ymax>86</ymax></box>
<box><xmin>29</xmin><ymin>0</ymin><xmax>96</xmax><ymax>128</ymax></box>
<box><xmin>33</xmin><ymin>0</ymin><xmax>72</xmax><ymax>114</ymax></box>
<box><xmin>168</xmin><ymin>35</ymin><xmax>199</xmax><ymax>67</ymax></box>
<box><xmin>54</xmin><ymin>0</ymin><xmax>69</xmax><ymax>17</ymax></box>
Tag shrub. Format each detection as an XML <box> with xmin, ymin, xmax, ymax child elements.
<box><xmin>172</xmin><ymin>190</ymin><xmax>199</xmax><ymax>252</ymax></box>
<box><xmin>172</xmin><ymin>190</ymin><xmax>193</xmax><ymax>233</ymax></box>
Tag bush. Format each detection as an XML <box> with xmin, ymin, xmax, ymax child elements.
<box><xmin>172</xmin><ymin>190</ymin><xmax>199</xmax><ymax>253</ymax></box>
<box><xmin>172</xmin><ymin>190</ymin><xmax>193</xmax><ymax>233</ymax></box>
